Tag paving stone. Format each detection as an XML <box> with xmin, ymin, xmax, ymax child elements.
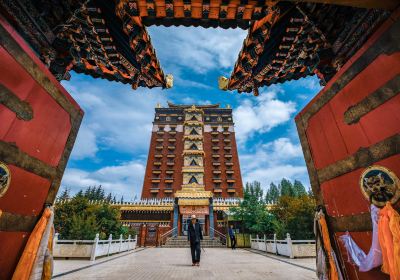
<box><xmin>54</xmin><ymin>248</ymin><xmax>317</xmax><ymax>280</ymax></box>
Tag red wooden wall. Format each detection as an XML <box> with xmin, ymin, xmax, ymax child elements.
<box><xmin>296</xmin><ymin>11</ymin><xmax>399</xmax><ymax>280</ymax></box>
<box><xmin>0</xmin><ymin>18</ymin><xmax>83</xmax><ymax>279</ymax></box>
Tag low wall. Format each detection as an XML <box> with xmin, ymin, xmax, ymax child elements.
<box><xmin>53</xmin><ymin>233</ymin><xmax>137</xmax><ymax>261</ymax></box>
<box><xmin>250</xmin><ymin>234</ymin><xmax>315</xmax><ymax>258</ymax></box>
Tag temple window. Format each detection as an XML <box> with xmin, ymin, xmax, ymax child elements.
<box><xmin>189</xmin><ymin>176</ymin><xmax>198</xmax><ymax>184</ymax></box>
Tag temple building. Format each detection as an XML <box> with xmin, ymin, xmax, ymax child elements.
<box><xmin>119</xmin><ymin>103</ymin><xmax>244</xmax><ymax>246</ymax></box>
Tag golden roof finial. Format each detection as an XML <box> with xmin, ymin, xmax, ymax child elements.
<box><xmin>226</xmin><ymin>104</ymin><xmax>231</xmax><ymax>109</ymax></box>
<box><xmin>191</xmin><ymin>105</ymin><xmax>196</xmax><ymax>110</ymax></box>
<box><xmin>156</xmin><ymin>102</ymin><xmax>162</xmax><ymax>108</ymax></box>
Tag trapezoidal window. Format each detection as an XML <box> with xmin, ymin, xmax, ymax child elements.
<box><xmin>190</xmin><ymin>115</ymin><xmax>198</xmax><ymax>121</ymax></box>
<box><xmin>190</xmin><ymin>128</ymin><xmax>199</xmax><ymax>135</ymax></box>
<box><xmin>190</xmin><ymin>159</ymin><xmax>198</xmax><ymax>166</ymax></box>
<box><xmin>189</xmin><ymin>176</ymin><xmax>198</xmax><ymax>184</ymax></box>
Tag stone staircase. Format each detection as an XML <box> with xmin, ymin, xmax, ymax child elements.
<box><xmin>162</xmin><ymin>236</ymin><xmax>226</xmax><ymax>248</ymax></box>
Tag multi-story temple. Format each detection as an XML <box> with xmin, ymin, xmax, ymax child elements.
<box><xmin>119</xmin><ymin>102</ymin><xmax>243</xmax><ymax>246</ymax></box>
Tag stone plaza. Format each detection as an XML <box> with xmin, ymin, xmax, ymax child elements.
<box><xmin>53</xmin><ymin>248</ymin><xmax>317</xmax><ymax>280</ymax></box>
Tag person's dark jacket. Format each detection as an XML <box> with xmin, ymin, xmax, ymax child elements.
<box><xmin>188</xmin><ymin>221</ymin><xmax>203</xmax><ymax>243</ymax></box>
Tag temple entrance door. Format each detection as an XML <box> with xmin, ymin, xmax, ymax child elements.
<box><xmin>295</xmin><ymin>18</ymin><xmax>399</xmax><ymax>280</ymax></box>
<box><xmin>0</xmin><ymin>20</ymin><xmax>83</xmax><ymax>279</ymax></box>
<box><xmin>145</xmin><ymin>225</ymin><xmax>158</xmax><ymax>246</ymax></box>
<box><xmin>181</xmin><ymin>215</ymin><xmax>206</xmax><ymax>236</ymax></box>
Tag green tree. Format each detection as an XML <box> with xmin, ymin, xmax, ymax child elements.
<box><xmin>54</xmin><ymin>191</ymin><xmax>135</xmax><ymax>240</ymax></box>
<box><xmin>230</xmin><ymin>181</ymin><xmax>274</xmax><ymax>235</ymax></box>
<box><xmin>69</xmin><ymin>213</ymin><xmax>99</xmax><ymax>240</ymax></box>
<box><xmin>265</xmin><ymin>182</ymin><xmax>279</xmax><ymax>203</ymax></box>
<box><xmin>58</xmin><ymin>187</ymin><xmax>70</xmax><ymax>200</ymax></box>
<box><xmin>270</xmin><ymin>195</ymin><xmax>315</xmax><ymax>239</ymax></box>
<box><xmin>293</xmin><ymin>180</ymin><xmax>307</xmax><ymax>197</ymax></box>
<box><xmin>280</xmin><ymin>178</ymin><xmax>294</xmax><ymax>197</ymax></box>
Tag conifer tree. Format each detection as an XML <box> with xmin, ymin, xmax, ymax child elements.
<box><xmin>293</xmin><ymin>180</ymin><xmax>306</xmax><ymax>197</ymax></box>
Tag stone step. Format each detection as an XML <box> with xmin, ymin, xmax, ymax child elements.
<box><xmin>163</xmin><ymin>236</ymin><xmax>226</xmax><ymax>248</ymax></box>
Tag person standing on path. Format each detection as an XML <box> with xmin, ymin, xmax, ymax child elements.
<box><xmin>188</xmin><ymin>214</ymin><xmax>203</xmax><ymax>266</ymax></box>
<box><xmin>228</xmin><ymin>224</ymin><xmax>236</xmax><ymax>250</ymax></box>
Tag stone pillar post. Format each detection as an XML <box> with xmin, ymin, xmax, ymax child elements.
<box><xmin>173</xmin><ymin>199</ymin><xmax>179</xmax><ymax>237</ymax></box>
<box><xmin>273</xmin><ymin>233</ymin><xmax>277</xmax><ymax>255</ymax></box>
<box><xmin>287</xmin><ymin>233</ymin><xmax>294</xmax><ymax>259</ymax></box>
<box><xmin>107</xmin><ymin>234</ymin><xmax>112</xmax><ymax>256</ymax></box>
<box><xmin>90</xmin><ymin>233</ymin><xmax>99</xmax><ymax>261</ymax></box>
<box><xmin>119</xmin><ymin>234</ymin><xmax>123</xmax><ymax>253</ymax></box>
<box><xmin>53</xmin><ymin>233</ymin><xmax>59</xmax><ymax>253</ymax></box>
<box><xmin>209</xmin><ymin>199</ymin><xmax>214</xmax><ymax>239</ymax></box>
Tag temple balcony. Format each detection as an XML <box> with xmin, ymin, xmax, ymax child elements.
<box><xmin>213</xmin><ymin>170</ymin><xmax>222</xmax><ymax>174</ymax></box>
<box><xmin>226</xmin><ymin>170</ymin><xmax>234</xmax><ymax>174</ymax></box>
<box><xmin>212</xmin><ymin>146</ymin><xmax>220</xmax><ymax>150</ymax></box>
<box><xmin>223</xmin><ymin>131</ymin><xmax>230</xmax><ymax>135</ymax></box>
<box><xmin>224</xmin><ymin>146</ymin><xmax>232</xmax><ymax>150</ymax></box>
<box><xmin>164</xmin><ymin>188</ymin><xmax>173</xmax><ymax>193</ymax></box>
<box><xmin>213</xmin><ymin>188</ymin><xmax>222</xmax><ymax>193</ymax></box>
<box><xmin>227</xmin><ymin>179</ymin><xmax>236</xmax><ymax>183</ymax></box>
<box><xmin>213</xmin><ymin>178</ymin><xmax>222</xmax><ymax>183</ymax></box>
<box><xmin>156</xmin><ymin>138</ymin><xmax>164</xmax><ymax>142</ymax></box>
<box><xmin>212</xmin><ymin>154</ymin><xmax>220</xmax><ymax>158</ymax></box>
<box><xmin>155</xmin><ymin>154</ymin><xmax>163</xmax><ymax>158</ymax></box>
<box><xmin>223</xmin><ymin>138</ymin><xmax>231</xmax><ymax>143</ymax></box>
<box><xmin>151</xmin><ymin>178</ymin><xmax>161</xmax><ymax>183</ymax></box>
<box><xmin>224</xmin><ymin>154</ymin><xmax>232</xmax><ymax>158</ymax></box>
<box><xmin>154</xmin><ymin>162</ymin><xmax>162</xmax><ymax>166</ymax></box>
<box><xmin>152</xmin><ymin>170</ymin><xmax>162</xmax><ymax>174</ymax></box>
<box><xmin>225</xmin><ymin>162</ymin><xmax>233</xmax><ymax>166</ymax></box>
<box><xmin>227</xmin><ymin>188</ymin><xmax>236</xmax><ymax>193</ymax></box>
<box><xmin>169</xmin><ymin>131</ymin><xmax>177</xmax><ymax>135</ymax></box>
<box><xmin>165</xmin><ymin>179</ymin><xmax>174</xmax><ymax>183</ymax></box>
<box><xmin>212</xmin><ymin>162</ymin><xmax>221</xmax><ymax>166</ymax></box>
<box><xmin>166</xmin><ymin>162</ymin><xmax>174</xmax><ymax>166</ymax></box>
<box><xmin>156</xmin><ymin>146</ymin><xmax>163</xmax><ymax>150</ymax></box>
<box><xmin>211</xmin><ymin>131</ymin><xmax>219</xmax><ymax>135</ymax></box>
<box><xmin>211</xmin><ymin>139</ymin><xmax>219</xmax><ymax>143</ymax></box>
<box><xmin>156</xmin><ymin>131</ymin><xmax>164</xmax><ymax>135</ymax></box>
<box><xmin>167</xmin><ymin>146</ymin><xmax>175</xmax><ymax>150</ymax></box>
<box><xmin>167</xmin><ymin>154</ymin><xmax>175</xmax><ymax>158</ymax></box>
<box><xmin>168</xmin><ymin>138</ymin><xmax>176</xmax><ymax>142</ymax></box>
<box><xmin>150</xmin><ymin>188</ymin><xmax>160</xmax><ymax>193</ymax></box>
<box><xmin>165</xmin><ymin>170</ymin><xmax>174</xmax><ymax>174</ymax></box>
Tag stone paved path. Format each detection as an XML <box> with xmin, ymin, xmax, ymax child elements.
<box><xmin>53</xmin><ymin>248</ymin><xmax>317</xmax><ymax>280</ymax></box>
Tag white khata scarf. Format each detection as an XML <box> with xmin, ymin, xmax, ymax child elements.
<box><xmin>339</xmin><ymin>205</ymin><xmax>382</xmax><ymax>272</ymax></box>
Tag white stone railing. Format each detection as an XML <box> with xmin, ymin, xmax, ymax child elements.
<box><xmin>53</xmin><ymin>233</ymin><xmax>137</xmax><ymax>261</ymax></box>
<box><xmin>250</xmin><ymin>233</ymin><xmax>315</xmax><ymax>258</ymax></box>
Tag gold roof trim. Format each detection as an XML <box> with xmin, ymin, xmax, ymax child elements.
<box><xmin>120</xmin><ymin>205</ymin><xmax>173</xmax><ymax>211</ymax></box>
<box><xmin>178</xmin><ymin>198</ymin><xmax>210</xmax><ymax>206</ymax></box>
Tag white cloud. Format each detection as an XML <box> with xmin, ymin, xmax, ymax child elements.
<box><xmin>240</xmin><ymin>138</ymin><xmax>310</xmax><ymax>191</ymax></box>
<box><xmin>62</xmin><ymin>76</ymin><xmax>169</xmax><ymax>160</ymax></box>
<box><xmin>61</xmin><ymin>160</ymin><xmax>145</xmax><ymax>200</ymax></box>
<box><xmin>70</xmin><ymin>122</ymin><xmax>98</xmax><ymax>159</ymax></box>
<box><xmin>148</xmin><ymin>26</ymin><xmax>247</xmax><ymax>74</ymax></box>
<box><xmin>233</xmin><ymin>90</ymin><xmax>297</xmax><ymax>143</ymax></box>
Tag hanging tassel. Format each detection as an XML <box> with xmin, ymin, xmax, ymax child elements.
<box><xmin>253</xmin><ymin>86</ymin><xmax>259</xmax><ymax>96</ymax></box>
<box><xmin>378</xmin><ymin>203</ymin><xmax>400</xmax><ymax>280</ymax></box>
<box><xmin>315</xmin><ymin>209</ymin><xmax>344</xmax><ymax>280</ymax></box>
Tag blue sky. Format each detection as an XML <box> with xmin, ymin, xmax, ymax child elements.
<box><xmin>60</xmin><ymin>26</ymin><xmax>322</xmax><ymax>200</ymax></box>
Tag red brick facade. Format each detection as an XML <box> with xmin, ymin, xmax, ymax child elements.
<box><xmin>141</xmin><ymin>104</ymin><xmax>243</xmax><ymax>199</ymax></box>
